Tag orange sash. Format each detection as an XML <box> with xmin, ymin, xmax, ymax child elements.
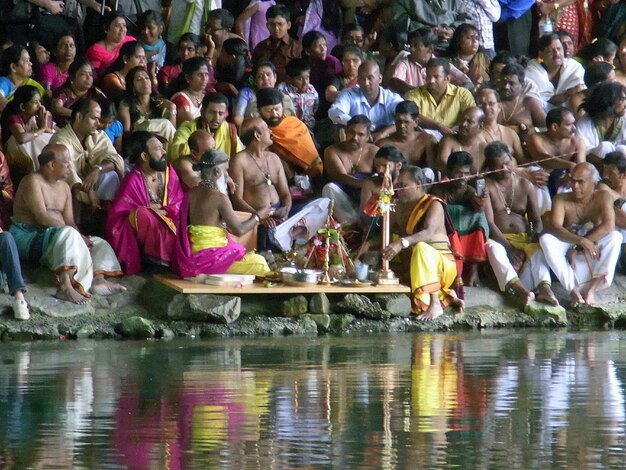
<box><xmin>269</xmin><ymin>116</ymin><xmax>322</xmax><ymax>177</ymax></box>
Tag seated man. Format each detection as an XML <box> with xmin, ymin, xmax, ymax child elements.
<box><xmin>404</xmin><ymin>58</ymin><xmax>476</xmax><ymax>137</ymax></box>
<box><xmin>256</xmin><ymin>87</ymin><xmax>323</xmax><ymax>180</ymax></box>
<box><xmin>10</xmin><ymin>144</ymin><xmax>125</xmax><ymax>305</ymax></box>
<box><xmin>382</xmin><ymin>165</ymin><xmax>463</xmax><ymax>320</ymax></box>
<box><xmin>328</xmin><ymin>60</ymin><xmax>404</xmax><ymax>142</ymax></box>
<box><xmin>430</xmin><ymin>151</ymin><xmax>489</xmax><ymax>286</ymax></box>
<box><xmin>322</xmin><ymin>115</ymin><xmax>377</xmax><ymax>226</ymax></box>
<box><xmin>107</xmin><ymin>131</ymin><xmax>184</xmax><ymax>275</ymax></box>
<box><xmin>525</xmin><ymin>33</ymin><xmax>585</xmax><ymax>111</ymax></box>
<box><xmin>437</xmin><ymin>107</ymin><xmax>487</xmax><ymax>171</ymax></box>
<box><xmin>598</xmin><ymin>151</ymin><xmax>626</xmax><ymax>242</ymax></box>
<box><xmin>230</xmin><ymin>117</ymin><xmax>330</xmax><ymax>252</ymax></box>
<box><xmin>50</xmin><ymin>97</ymin><xmax>125</xmax><ymax>209</ymax></box>
<box><xmin>377</xmin><ymin>100</ymin><xmax>437</xmax><ymax>168</ymax></box>
<box><xmin>498</xmin><ymin>64</ymin><xmax>546</xmax><ymax>134</ymax></box>
<box><xmin>540</xmin><ymin>162</ymin><xmax>622</xmax><ymax>306</ymax></box>
<box><xmin>361</xmin><ymin>145</ymin><xmax>406</xmax><ymax>218</ymax></box>
<box><xmin>476</xmin><ymin>88</ymin><xmax>524</xmax><ymax>162</ymax></box>
<box><xmin>172</xmin><ymin>130</ymin><xmax>216</xmax><ymax>191</ymax></box>
<box><xmin>172</xmin><ymin>150</ymin><xmax>274</xmax><ymax>278</ymax></box>
<box><xmin>168</xmin><ymin>93</ymin><xmax>243</xmax><ymax>161</ymax></box>
<box><xmin>482</xmin><ymin>142</ymin><xmax>558</xmax><ymax>306</ymax></box>
<box><xmin>526</xmin><ymin>107</ymin><xmax>586</xmax><ymax>195</ymax></box>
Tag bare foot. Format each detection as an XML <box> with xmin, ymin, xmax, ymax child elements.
<box><xmin>417</xmin><ymin>294</ymin><xmax>444</xmax><ymax>321</ymax></box>
<box><xmin>583</xmin><ymin>288</ymin><xmax>597</xmax><ymax>306</ymax></box>
<box><xmin>90</xmin><ymin>278</ymin><xmax>127</xmax><ymax>296</ymax></box>
<box><xmin>581</xmin><ymin>278</ymin><xmax>603</xmax><ymax>306</ymax></box>
<box><xmin>569</xmin><ymin>289</ymin><xmax>586</xmax><ymax>308</ymax></box>
<box><xmin>450</xmin><ymin>297</ymin><xmax>465</xmax><ymax>314</ymax></box>
<box><xmin>55</xmin><ymin>285</ymin><xmax>90</xmax><ymax>305</ymax></box>
<box><xmin>463</xmin><ymin>263</ymin><xmax>481</xmax><ymax>287</ymax></box>
<box><xmin>509</xmin><ymin>280</ymin><xmax>535</xmax><ymax>306</ymax></box>
<box><xmin>535</xmin><ymin>283</ymin><xmax>559</xmax><ymax>306</ymax></box>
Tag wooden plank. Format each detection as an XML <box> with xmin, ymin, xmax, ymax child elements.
<box><xmin>154</xmin><ymin>274</ymin><xmax>411</xmax><ymax>295</ymax></box>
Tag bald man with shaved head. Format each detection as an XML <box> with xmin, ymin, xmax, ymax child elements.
<box><xmin>540</xmin><ymin>162</ymin><xmax>622</xmax><ymax>306</ymax></box>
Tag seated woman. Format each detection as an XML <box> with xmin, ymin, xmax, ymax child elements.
<box><xmin>323</xmin><ymin>44</ymin><xmax>362</xmax><ymax>116</ymax></box>
<box><xmin>38</xmin><ymin>35</ymin><xmax>76</xmax><ymax>95</ymax></box>
<box><xmin>0</xmin><ymin>45</ymin><xmax>45</xmax><ymax>113</ymax></box>
<box><xmin>301</xmin><ymin>30</ymin><xmax>342</xmax><ymax>94</ymax></box>
<box><xmin>169</xmin><ymin>57</ymin><xmax>211</xmax><ymax>127</ymax></box>
<box><xmin>51</xmin><ymin>59</ymin><xmax>103</xmax><ymax>127</ymax></box>
<box><xmin>172</xmin><ymin>149</ymin><xmax>273</xmax><ymax>278</ymax></box>
<box><xmin>446</xmin><ymin>23</ymin><xmax>490</xmax><ymax>88</ymax></box>
<box><xmin>0</xmin><ymin>85</ymin><xmax>55</xmax><ymax>177</ymax></box>
<box><xmin>86</xmin><ymin>11</ymin><xmax>136</xmax><ymax>78</ymax></box>
<box><xmin>232</xmin><ymin>60</ymin><xmax>296</xmax><ymax>128</ymax></box>
<box><xmin>213</xmin><ymin>37</ymin><xmax>252</xmax><ymax>99</ymax></box>
<box><xmin>117</xmin><ymin>66</ymin><xmax>177</xmax><ymax>141</ymax></box>
<box><xmin>100</xmin><ymin>41</ymin><xmax>147</xmax><ymax>104</ymax></box>
<box><xmin>157</xmin><ymin>33</ymin><xmax>210</xmax><ymax>95</ymax></box>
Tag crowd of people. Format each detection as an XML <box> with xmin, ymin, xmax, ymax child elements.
<box><xmin>1</xmin><ymin>0</ymin><xmax>626</xmax><ymax>321</ymax></box>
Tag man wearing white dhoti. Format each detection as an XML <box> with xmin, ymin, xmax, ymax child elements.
<box><xmin>525</xmin><ymin>33</ymin><xmax>585</xmax><ymax>112</ymax></box>
<box><xmin>10</xmin><ymin>145</ymin><xmax>126</xmax><ymax>304</ymax></box>
<box><xmin>540</xmin><ymin>162</ymin><xmax>622</xmax><ymax>306</ymax></box>
<box><xmin>50</xmin><ymin>97</ymin><xmax>125</xmax><ymax>209</ymax></box>
<box><xmin>597</xmin><ymin>151</ymin><xmax>626</xmax><ymax>244</ymax></box>
<box><xmin>575</xmin><ymin>81</ymin><xmax>626</xmax><ymax>168</ymax></box>
<box><xmin>482</xmin><ymin>141</ymin><xmax>558</xmax><ymax>306</ymax></box>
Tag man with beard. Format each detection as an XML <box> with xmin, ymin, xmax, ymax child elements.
<box><xmin>322</xmin><ymin>115</ymin><xmax>378</xmax><ymax>226</ymax></box>
<box><xmin>382</xmin><ymin>165</ymin><xmax>464</xmax><ymax>320</ymax></box>
<box><xmin>498</xmin><ymin>63</ymin><xmax>546</xmax><ymax>134</ymax></box>
<box><xmin>378</xmin><ymin>101</ymin><xmax>437</xmax><ymax>169</ymax></box>
<box><xmin>431</xmin><ymin>151</ymin><xmax>489</xmax><ymax>286</ymax></box>
<box><xmin>526</xmin><ymin>107</ymin><xmax>586</xmax><ymax>195</ymax></box>
<box><xmin>256</xmin><ymin>87</ymin><xmax>323</xmax><ymax>179</ymax></box>
<box><xmin>329</xmin><ymin>60</ymin><xmax>403</xmax><ymax>142</ymax></box>
<box><xmin>405</xmin><ymin>58</ymin><xmax>475</xmax><ymax>136</ymax></box>
<box><xmin>172</xmin><ymin>149</ymin><xmax>274</xmax><ymax>278</ymax></box>
<box><xmin>172</xmin><ymin>130</ymin><xmax>216</xmax><ymax>191</ymax></box>
<box><xmin>576</xmin><ymin>82</ymin><xmax>626</xmax><ymax>168</ymax></box>
<box><xmin>106</xmin><ymin>132</ymin><xmax>184</xmax><ymax>275</ymax></box>
<box><xmin>482</xmin><ymin>141</ymin><xmax>558</xmax><ymax>306</ymax></box>
<box><xmin>50</xmin><ymin>97</ymin><xmax>125</xmax><ymax>209</ymax></box>
<box><xmin>168</xmin><ymin>93</ymin><xmax>242</xmax><ymax>161</ymax></box>
<box><xmin>437</xmin><ymin>107</ymin><xmax>487</xmax><ymax>171</ymax></box>
<box><xmin>540</xmin><ymin>162</ymin><xmax>622</xmax><ymax>306</ymax></box>
<box><xmin>525</xmin><ymin>33</ymin><xmax>585</xmax><ymax>111</ymax></box>
<box><xmin>11</xmin><ymin>144</ymin><xmax>126</xmax><ymax>305</ymax></box>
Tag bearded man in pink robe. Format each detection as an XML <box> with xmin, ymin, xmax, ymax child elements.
<box><xmin>106</xmin><ymin>131</ymin><xmax>184</xmax><ymax>274</ymax></box>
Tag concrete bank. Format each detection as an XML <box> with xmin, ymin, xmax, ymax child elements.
<box><xmin>1</xmin><ymin>269</ymin><xmax>626</xmax><ymax>341</ymax></box>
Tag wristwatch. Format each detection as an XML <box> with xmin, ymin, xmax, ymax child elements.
<box><xmin>401</xmin><ymin>238</ymin><xmax>410</xmax><ymax>249</ymax></box>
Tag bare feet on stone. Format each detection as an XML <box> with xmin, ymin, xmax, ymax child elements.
<box><xmin>569</xmin><ymin>289</ymin><xmax>586</xmax><ymax>308</ymax></box>
<box><xmin>55</xmin><ymin>285</ymin><xmax>90</xmax><ymax>305</ymax></box>
<box><xmin>417</xmin><ymin>294</ymin><xmax>444</xmax><ymax>321</ymax></box>
<box><xmin>90</xmin><ymin>276</ymin><xmax>127</xmax><ymax>296</ymax></box>
<box><xmin>535</xmin><ymin>283</ymin><xmax>559</xmax><ymax>306</ymax></box>
<box><xmin>450</xmin><ymin>297</ymin><xmax>465</xmax><ymax>314</ymax></box>
<box><xmin>510</xmin><ymin>280</ymin><xmax>535</xmax><ymax>306</ymax></box>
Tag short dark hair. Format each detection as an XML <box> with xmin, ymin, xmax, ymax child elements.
<box><xmin>347</xmin><ymin>114</ymin><xmax>372</xmax><ymax>130</ymax></box>
<box><xmin>426</xmin><ymin>57</ymin><xmax>450</xmax><ymax>76</ymax></box>
<box><xmin>286</xmin><ymin>58</ymin><xmax>311</xmax><ymax>78</ymax></box>
<box><xmin>484</xmin><ymin>141</ymin><xmax>511</xmax><ymax>169</ymax></box>
<box><xmin>341</xmin><ymin>45</ymin><xmax>363</xmax><ymax>61</ymax></box>
<box><xmin>408</xmin><ymin>27</ymin><xmax>437</xmax><ymax>48</ymax></box>
<box><xmin>583</xmin><ymin>61</ymin><xmax>615</xmax><ymax>87</ymax></box>
<box><xmin>127</xmin><ymin>130</ymin><xmax>154</xmax><ymax>165</ymax></box>
<box><xmin>400</xmin><ymin>165</ymin><xmax>430</xmax><ymax>186</ymax></box>
<box><xmin>266</xmin><ymin>4</ymin><xmax>290</xmax><ymax>21</ymax></box>
<box><xmin>97</xmin><ymin>96</ymin><xmax>116</xmax><ymax>118</ymax></box>
<box><xmin>604</xmin><ymin>151</ymin><xmax>626</xmax><ymax>174</ymax></box>
<box><xmin>447</xmin><ymin>151</ymin><xmax>473</xmax><ymax>172</ymax></box>
<box><xmin>395</xmin><ymin>100</ymin><xmax>419</xmax><ymax>118</ymax></box>
<box><xmin>70</xmin><ymin>97</ymin><xmax>97</xmax><ymax>123</ymax></box>
<box><xmin>202</xmin><ymin>92</ymin><xmax>229</xmax><ymax>109</ymax></box>
<box><xmin>256</xmin><ymin>87</ymin><xmax>284</xmax><ymax>108</ymax></box>
<box><xmin>537</xmin><ymin>33</ymin><xmax>561</xmax><ymax>52</ymax></box>
<box><xmin>578</xmin><ymin>37</ymin><xmax>617</xmax><ymax>63</ymax></box>
<box><xmin>0</xmin><ymin>45</ymin><xmax>27</xmax><ymax>76</ymax></box>
<box><xmin>546</xmin><ymin>107</ymin><xmax>572</xmax><ymax>128</ymax></box>
<box><xmin>579</xmin><ymin>81</ymin><xmax>626</xmax><ymax>119</ymax></box>
<box><xmin>477</xmin><ymin>87</ymin><xmax>501</xmax><ymax>102</ymax></box>
<box><xmin>375</xmin><ymin>145</ymin><xmax>407</xmax><ymax>164</ymax></box>
<box><xmin>38</xmin><ymin>146</ymin><xmax>59</xmax><ymax>168</ymax></box>
<box><xmin>207</xmin><ymin>8</ymin><xmax>234</xmax><ymax>30</ymax></box>
<box><xmin>501</xmin><ymin>63</ymin><xmax>525</xmax><ymax>83</ymax></box>
<box><xmin>302</xmin><ymin>30</ymin><xmax>325</xmax><ymax>52</ymax></box>
<box><xmin>253</xmin><ymin>60</ymin><xmax>276</xmax><ymax>79</ymax></box>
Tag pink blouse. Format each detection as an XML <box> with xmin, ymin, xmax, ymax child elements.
<box><xmin>86</xmin><ymin>35</ymin><xmax>136</xmax><ymax>77</ymax></box>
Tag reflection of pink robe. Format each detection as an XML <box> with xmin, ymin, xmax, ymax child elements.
<box><xmin>171</xmin><ymin>194</ymin><xmax>246</xmax><ymax>278</ymax></box>
<box><xmin>106</xmin><ymin>166</ymin><xmax>183</xmax><ymax>274</ymax></box>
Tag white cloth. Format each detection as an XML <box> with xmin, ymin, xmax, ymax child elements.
<box><xmin>271</xmin><ymin>198</ymin><xmax>331</xmax><ymax>252</ymax></box>
<box><xmin>525</xmin><ymin>58</ymin><xmax>585</xmax><ymax>111</ymax></box>
<box><xmin>96</xmin><ymin>171</ymin><xmax>120</xmax><ymax>201</ymax></box>
<box><xmin>576</xmin><ymin>115</ymin><xmax>626</xmax><ymax>157</ymax></box>
<box><xmin>322</xmin><ymin>183</ymin><xmax>360</xmax><ymax>226</ymax></box>
<box><xmin>6</xmin><ymin>133</ymin><xmax>53</xmax><ymax>172</ymax></box>
<box><xmin>539</xmin><ymin>231</ymin><xmax>622</xmax><ymax>293</ymax></box>
<box><xmin>42</xmin><ymin>226</ymin><xmax>121</xmax><ymax>293</ymax></box>
<box><xmin>525</xmin><ymin>165</ymin><xmax>552</xmax><ymax>214</ymax></box>
<box><xmin>486</xmin><ymin>239</ymin><xmax>551</xmax><ymax>291</ymax></box>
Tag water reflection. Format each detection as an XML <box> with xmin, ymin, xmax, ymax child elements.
<box><xmin>1</xmin><ymin>332</ymin><xmax>626</xmax><ymax>468</ymax></box>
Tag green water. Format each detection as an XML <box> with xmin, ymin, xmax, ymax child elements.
<box><xmin>1</xmin><ymin>331</ymin><xmax>626</xmax><ymax>469</ymax></box>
